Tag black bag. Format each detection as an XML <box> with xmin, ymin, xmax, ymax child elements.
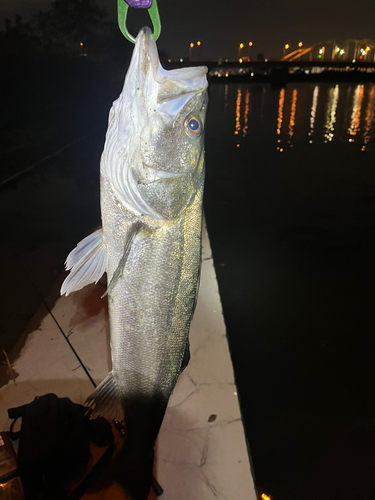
<box><xmin>2</xmin><ymin>393</ymin><xmax>114</xmax><ymax>500</ymax></box>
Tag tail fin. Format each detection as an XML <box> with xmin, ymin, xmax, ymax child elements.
<box><xmin>85</xmin><ymin>372</ymin><xmax>124</xmax><ymax>422</ymax></box>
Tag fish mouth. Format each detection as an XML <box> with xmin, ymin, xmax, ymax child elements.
<box><xmin>135</xmin><ymin>27</ymin><xmax>208</xmax><ymax>91</ymax></box>
<box><xmin>136</xmin><ymin>27</ymin><xmax>159</xmax><ymax>80</ymax></box>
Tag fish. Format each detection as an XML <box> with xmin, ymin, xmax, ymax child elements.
<box><xmin>61</xmin><ymin>27</ymin><xmax>208</xmax><ymax>498</ymax></box>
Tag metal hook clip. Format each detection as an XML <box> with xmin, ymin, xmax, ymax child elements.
<box><xmin>118</xmin><ymin>0</ymin><xmax>161</xmax><ymax>43</ymax></box>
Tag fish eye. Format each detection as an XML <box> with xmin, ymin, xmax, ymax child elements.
<box><xmin>185</xmin><ymin>116</ymin><xmax>202</xmax><ymax>138</ymax></box>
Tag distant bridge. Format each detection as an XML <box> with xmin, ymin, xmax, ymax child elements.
<box><xmin>281</xmin><ymin>39</ymin><xmax>375</xmax><ymax>62</ymax></box>
<box><xmin>165</xmin><ymin>59</ymin><xmax>375</xmax><ymax>84</ymax></box>
<box><xmin>166</xmin><ymin>59</ymin><xmax>375</xmax><ymax>73</ymax></box>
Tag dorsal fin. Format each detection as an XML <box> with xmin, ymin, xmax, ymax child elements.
<box><xmin>61</xmin><ymin>228</ymin><xmax>107</xmax><ymax>296</ymax></box>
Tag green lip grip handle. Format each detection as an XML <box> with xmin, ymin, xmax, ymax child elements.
<box><xmin>118</xmin><ymin>0</ymin><xmax>161</xmax><ymax>43</ymax></box>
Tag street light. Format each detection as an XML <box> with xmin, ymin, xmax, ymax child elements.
<box><xmin>195</xmin><ymin>41</ymin><xmax>202</xmax><ymax>60</ymax></box>
<box><xmin>283</xmin><ymin>43</ymin><xmax>290</xmax><ymax>57</ymax></box>
<box><xmin>238</xmin><ymin>42</ymin><xmax>244</xmax><ymax>59</ymax></box>
<box><xmin>248</xmin><ymin>41</ymin><xmax>253</xmax><ymax>60</ymax></box>
<box><xmin>359</xmin><ymin>47</ymin><xmax>369</xmax><ymax>60</ymax></box>
<box><xmin>333</xmin><ymin>46</ymin><xmax>343</xmax><ymax>61</ymax></box>
<box><xmin>298</xmin><ymin>42</ymin><xmax>303</xmax><ymax>48</ymax></box>
<box><xmin>189</xmin><ymin>41</ymin><xmax>202</xmax><ymax>61</ymax></box>
<box><xmin>196</xmin><ymin>41</ymin><xmax>202</xmax><ymax>61</ymax></box>
<box><xmin>317</xmin><ymin>46</ymin><xmax>325</xmax><ymax>60</ymax></box>
<box><xmin>189</xmin><ymin>42</ymin><xmax>194</xmax><ymax>61</ymax></box>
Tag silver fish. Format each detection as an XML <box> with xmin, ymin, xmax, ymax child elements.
<box><xmin>61</xmin><ymin>27</ymin><xmax>208</xmax><ymax>494</ymax></box>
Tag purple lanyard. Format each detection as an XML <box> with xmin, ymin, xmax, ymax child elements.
<box><xmin>125</xmin><ymin>0</ymin><xmax>153</xmax><ymax>8</ymax></box>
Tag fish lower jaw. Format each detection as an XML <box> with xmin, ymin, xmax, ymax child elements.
<box><xmin>140</xmin><ymin>162</ymin><xmax>186</xmax><ymax>183</ymax></box>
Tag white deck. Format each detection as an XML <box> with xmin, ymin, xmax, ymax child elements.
<box><xmin>0</xmin><ymin>223</ymin><xmax>257</xmax><ymax>500</ymax></box>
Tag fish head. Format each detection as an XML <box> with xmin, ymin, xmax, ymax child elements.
<box><xmin>101</xmin><ymin>27</ymin><xmax>208</xmax><ymax>221</ymax></box>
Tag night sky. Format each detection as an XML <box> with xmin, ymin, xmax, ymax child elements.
<box><xmin>1</xmin><ymin>0</ymin><xmax>375</xmax><ymax>60</ymax></box>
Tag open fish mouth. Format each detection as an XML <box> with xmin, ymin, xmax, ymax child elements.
<box><xmin>138</xmin><ymin>26</ymin><xmax>208</xmax><ymax>86</ymax></box>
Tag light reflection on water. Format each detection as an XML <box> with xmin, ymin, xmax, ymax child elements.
<box><xmin>242</xmin><ymin>89</ymin><xmax>250</xmax><ymax>137</ymax></box>
<box><xmin>363</xmin><ymin>85</ymin><xmax>375</xmax><ymax>150</ymax></box>
<box><xmin>276</xmin><ymin>88</ymin><xmax>285</xmax><ymax>137</ymax></box>
<box><xmin>348</xmin><ymin>85</ymin><xmax>364</xmax><ymax>140</ymax></box>
<box><xmin>309</xmin><ymin>86</ymin><xmax>319</xmax><ymax>142</ymax></box>
<box><xmin>323</xmin><ymin>85</ymin><xmax>339</xmax><ymax>142</ymax></box>
<box><xmin>220</xmin><ymin>82</ymin><xmax>375</xmax><ymax>151</ymax></box>
<box><xmin>233</xmin><ymin>88</ymin><xmax>251</xmax><ymax>146</ymax></box>
<box><xmin>235</xmin><ymin>88</ymin><xmax>241</xmax><ymax>138</ymax></box>
<box><xmin>288</xmin><ymin>88</ymin><xmax>297</xmax><ymax>144</ymax></box>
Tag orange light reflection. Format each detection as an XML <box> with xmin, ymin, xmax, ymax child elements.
<box><xmin>276</xmin><ymin>88</ymin><xmax>285</xmax><ymax>137</ymax></box>
<box><xmin>235</xmin><ymin>88</ymin><xmax>242</xmax><ymax>137</ymax></box>
<box><xmin>363</xmin><ymin>84</ymin><xmax>375</xmax><ymax>150</ymax></box>
<box><xmin>288</xmin><ymin>89</ymin><xmax>298</xmax><ymax>142</ymax></box>
<box><xmin>242</xmin><ymin>90</ymin><xmax>250</xmax><ymax>136</ymax></box>
<box><xmin>349</xmin><ymin>85</ymin><xmax>364</xmax><ymax>138</ymax></box>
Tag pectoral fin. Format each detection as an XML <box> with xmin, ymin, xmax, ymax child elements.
<box><xmin>101</xmin><ymin>221</ymin><xmax>142</xmax><ymax>298</ymax></box>
<box><xmin>61</xmin><ymin>228</ymin><xmax>107</xmax><ymax>296</ymax></box>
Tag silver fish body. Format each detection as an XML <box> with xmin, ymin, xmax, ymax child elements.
<box><xmin>61</xmin><ymin>26</ymin><xmax>208</xmax><ymax>477</ymax></box>
<box><xmin>98</xmin><ymin>175</ymin><xmax>204</xmax><ymax>422</ymax></box>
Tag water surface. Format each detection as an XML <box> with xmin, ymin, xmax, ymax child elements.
<box><xmin>213</xmin><ymin>82</ymin><xmax>375</xmax><ymax>151</ymax></box>
<box><xmin>204</xmin><ymin>82</ymin><xmax>375</xmax><ymax>500</ymax></box>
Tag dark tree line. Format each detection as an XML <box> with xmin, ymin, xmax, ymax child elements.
<box><xmin>32</xmin><ymin>0</ymin><xmax>111</xmax><ymax>58</ymax></box>
<box><xmin>0</xmin><ymin>0</ymin><xmax>132</xmax><ymax>163</ymax></box>
<box><xmin>0</xmin><ymin>0</ymin><xmax>126</xmax><ymax>62</ymax></box>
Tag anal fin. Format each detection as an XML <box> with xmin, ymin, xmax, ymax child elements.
<box><xmin>85</xmin><ymin>371</ymin><xmax>124</xmax><ymax>422</ymax></box>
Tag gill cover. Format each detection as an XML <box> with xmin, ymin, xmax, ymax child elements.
<box><xmin>101</xmin><ymin>27</ymin><xmax>208</xmax><ymax>220</ymax></box>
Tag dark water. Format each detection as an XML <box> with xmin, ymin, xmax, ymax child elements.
<box><xmin>204</xmin><ymin>83</ymin><xmax>375</xmax><ymax>500</ymax></box>
<box><xmin>209</xmin><ymin>82</ymin><xmax>375</xmax><ymax>151</ymax></box>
